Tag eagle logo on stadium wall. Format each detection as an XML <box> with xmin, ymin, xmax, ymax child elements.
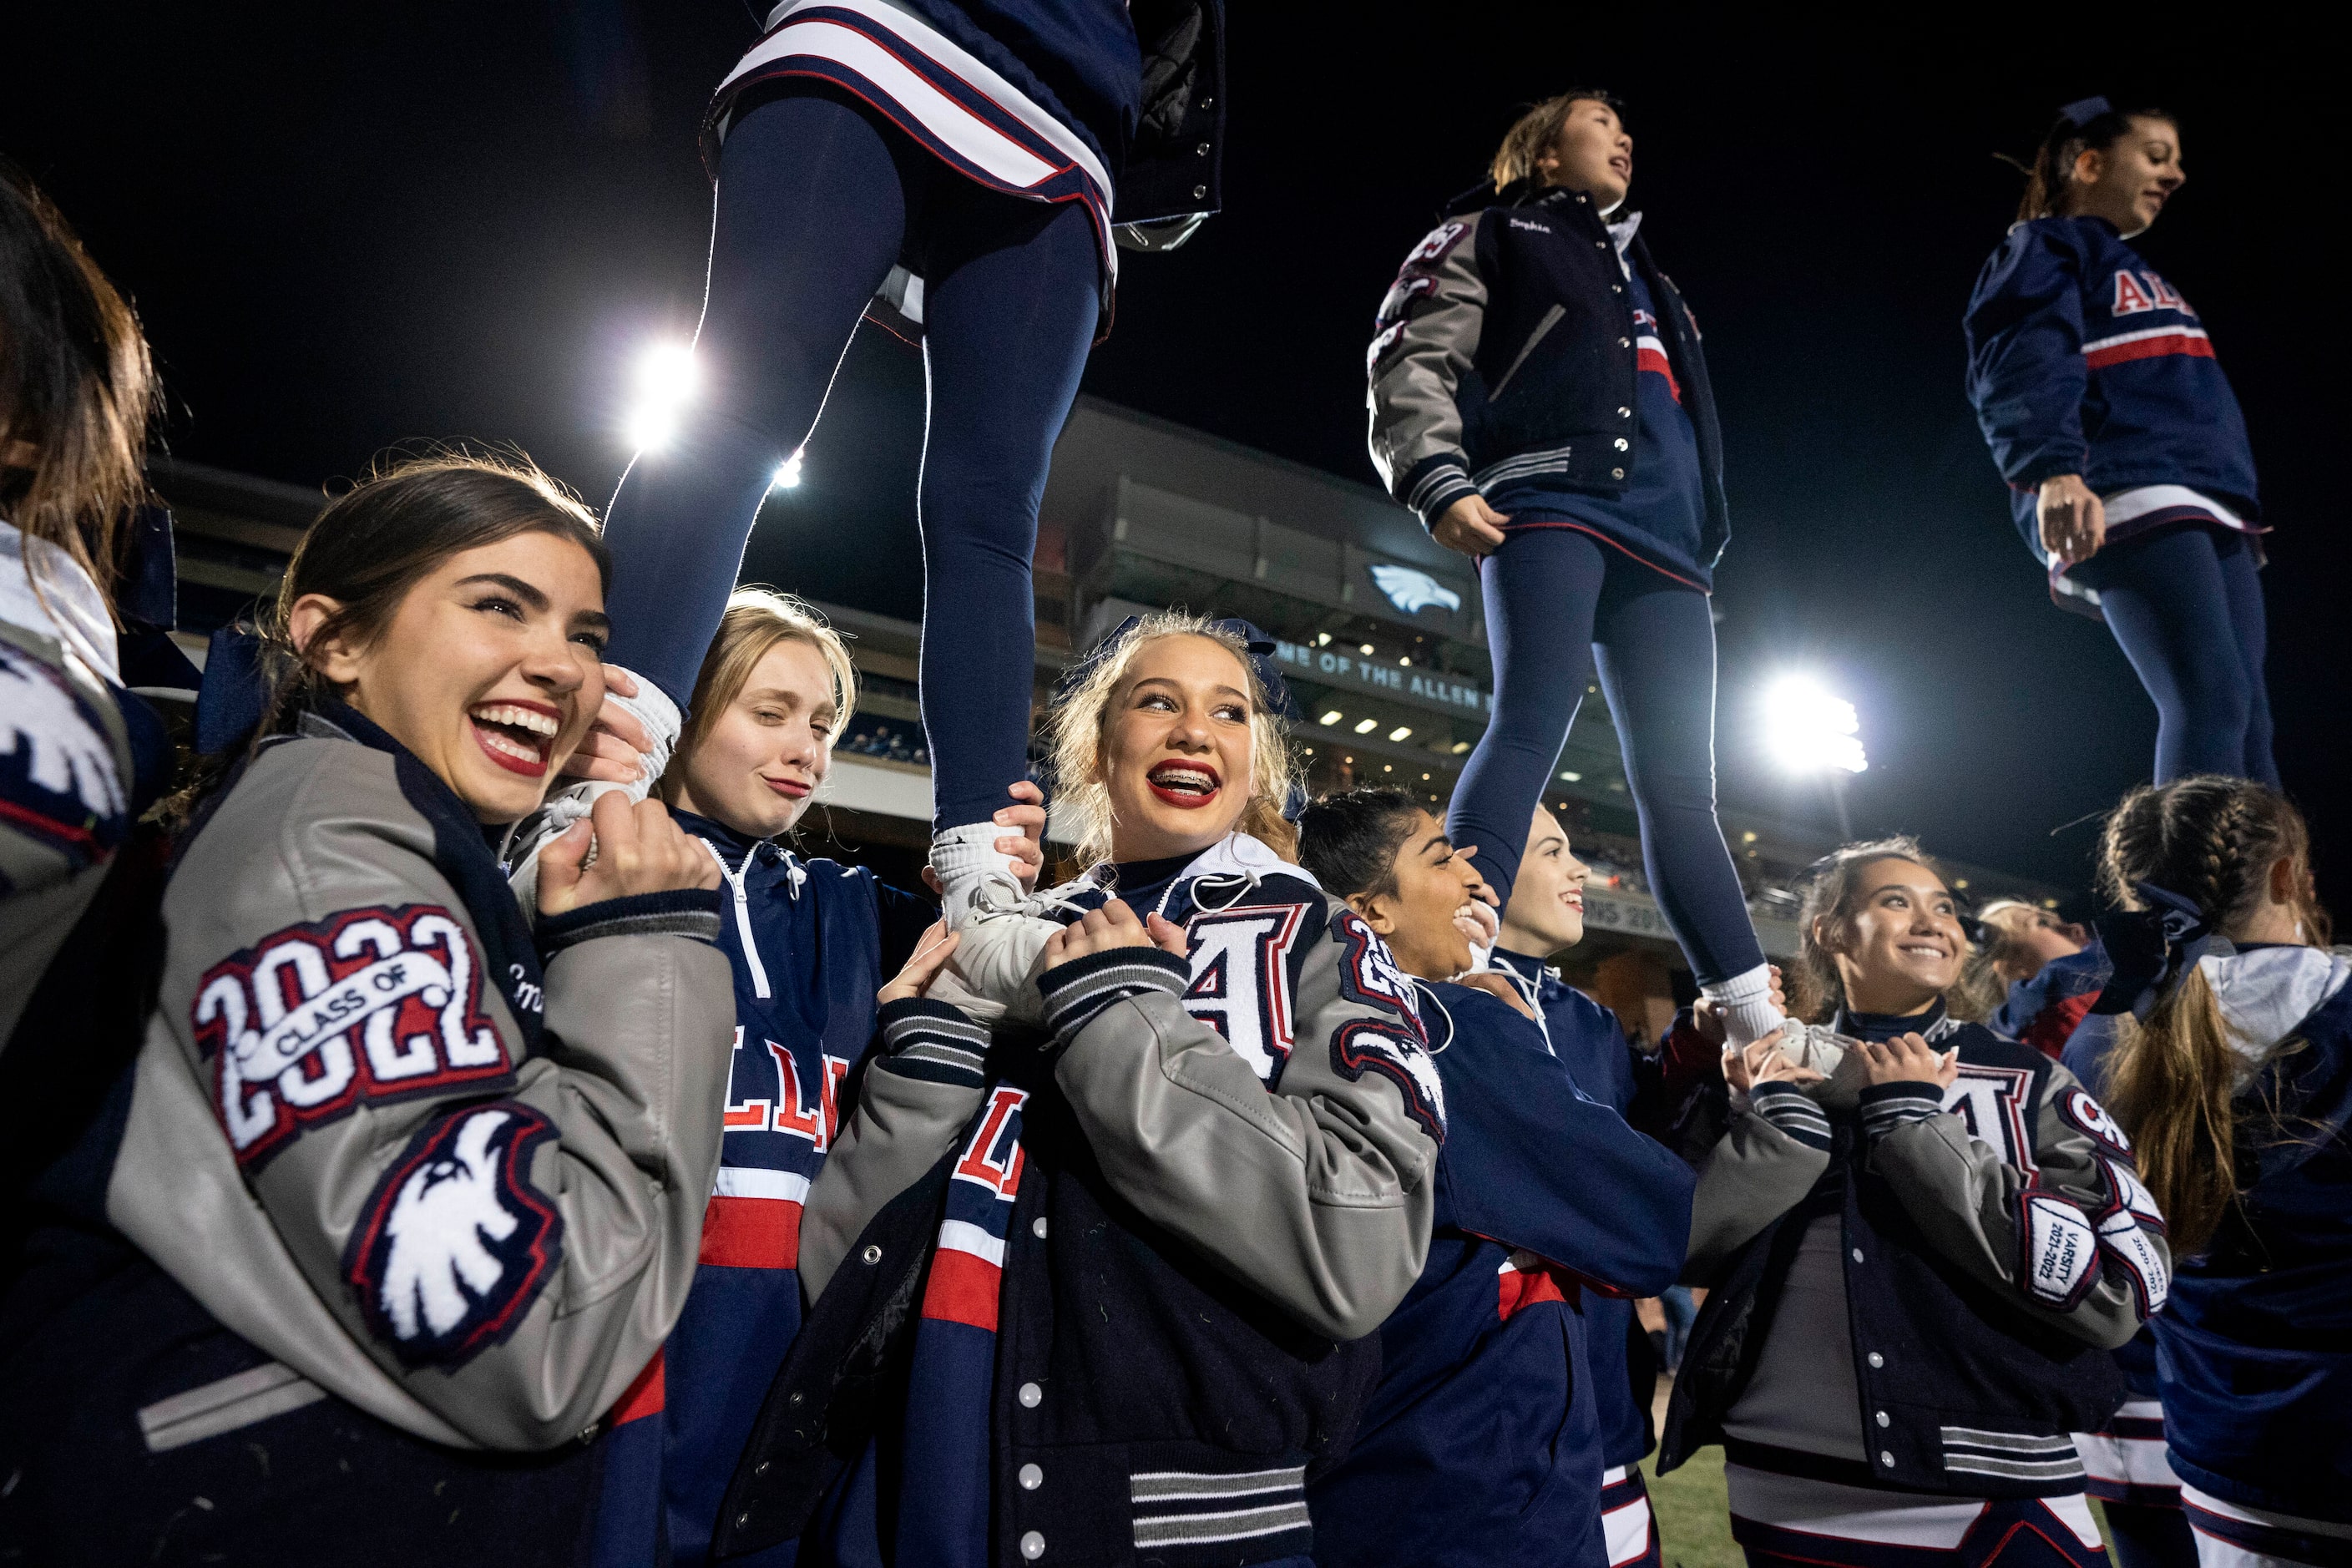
<box><xmin>0</xmin><ymin>641</ymin><xmax>127</xmax><ymax>870</ymax></box>
<box><xmin>192</xmin><ymin>904</ymin><xmax>511</xmax><ymax>1170</ymax></box>
<box><xmin>346</xmin><ymin>1105</ymin><xmax>563</xmax><ymax>1367</ymax></box>
<box><xmin>1368</xmin><ymin>564</ymin><xmax>1463</xmax><ymax>616</ymax></box>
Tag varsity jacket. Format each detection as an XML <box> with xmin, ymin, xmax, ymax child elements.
<box><xmin>1964</xmin><ymin>215</ymin><xmax>2260</xmax><ymax>567</ymax></box>
<box><xmin>1367</xmin><ymin>180</ymin><xmax>1729</xmax><ymax>574</ymax></box>
<box><xmin>26</xmin><ymin>702</ymin><xmax>736</xmax><ymax>1453</ymax></box>
<box><xmin>713</xmin><ymin>834</ymin><xmax>1447</xmax><ymax>1566</ymax></box>
<box><xmin>590</xmin><ymin>812</ymin><xmax>936</xmax><ymax>1566</ymax></box>
<box><xmin>705</xmin><ymin>0</ymin><xmax>1226</xmax><ymax>305</ymax></box>
<box><xmin>1662</xmin><ymin>1005</ymin><xmax>2164</xmax><ymax>1498</ymax></box>
<box><xmin>1491</xmin><ymin>947</ymin><xmax>1664</xmax><ymax>1470</ymax></box>
<box><xmin>1308</xmin><ymin>979</ymin><xmax>1692</xmax><ymax>1568</ymax></box>
<box><xmin>1992</xmin><ymin>939</ymin><xmax>2112</xmax><ymax>1061</ymax></box>
<box><xmin>2145</xmin><ymin>947</ymin><xmax>2352</xmax><ymax>1521</ymax></box>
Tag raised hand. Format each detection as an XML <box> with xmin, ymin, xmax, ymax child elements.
<box><xmin>880</xmin><ymin>922</ymin><xmax>962</xmax><ymax>1005</ymax></box>
<box><xmin>556</xmin><ymin>663</ymin><xmax>655</xmax><ymax>786</ymax></box>
<box><xmin>1855</xmin><ymin>1031</ymin><xmax>1960</xmax><ymax>1090</ymax></box>
<box><xmin>536</xmin><ymin>792</ymin><xmax>719</xmax><ymax>917</ymax></box>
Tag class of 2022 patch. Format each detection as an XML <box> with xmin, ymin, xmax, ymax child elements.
<box><xmin>191</xmin><ymin>903</ymin><xmax>510</xmax><ymax>1170</ymax></box>
<box><xmin>345</xmin><ymin>1104</ymin><xmax>564</xmax><ymax>1368</ymax></box>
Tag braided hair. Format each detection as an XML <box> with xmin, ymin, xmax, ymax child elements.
<box><xmin>2097</xmin><ymin>776</ymin><xmax>2327</xmax><ymax>1253</ymax></box>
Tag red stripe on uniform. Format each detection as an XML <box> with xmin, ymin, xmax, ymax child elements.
<box><xmin>2085</xmin><ymin>333</ymin><xmax>2216</xmax><ymax>370</ymax></box>
<box><xmin>1636</xmin><ymin>346</ymin><xmax>1682</xmax><ymax>402</ymax></box>
<box><xmin>699</xmin><ymin>1194</ymin><xmax>802</xmax><ymax>1270</ymax></box>
<box><xmin>1499</xmin><ymin>1262</ymin><xmax>1570</xmax><ymax>1322</ymax></box>
<box><xmin>2023</xmin><ymin>994</ymin><xmax>2097</xmax><ymax>1060</ymax></box>
<box><xmin>921</xmin><ymin>1246</ymin><xmax>1002</xmax><ymax>1331</ymax></box>
<box><xmin>609</xmin><ymin>1348</ymin><xmax>665</xmax><ymax>1425</ymax></box>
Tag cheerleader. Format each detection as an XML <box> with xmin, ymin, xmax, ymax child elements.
<box><xmin>1980</xmin><ymin>900</ymin><xmax>2110</xmax><ymax>1060</ymax></box>
<box><xmin>709</xmin><ymin>614</ymin><xmax>1447</xmax><ymax>1568</ymax></box>
<box><xmin>582</xmin><ymin>0</ymin><xmax>1224</xmax><ymax>1010</ymax></box>
<box><xmin>574</xmin><ymin>588</ymin><xmax>1045</xmax><ymax>1567</ymax></box>
<box><xmin>2092</xmin><ymin>777</ymin><xmax>2352</xmax><ymax>1568</ymax></box>
<box><xmin>0</xmin><ymin>457</ymin><xmax>735</xmax><ymax>1565</ymax></box>
<box><xmin>1965</xmin><ymin>99</ymin><xmax>2274</xmax><ymax>786</ymax></box>
<box><xmin>1367</xmin><ymin>89</ymin><xmax>1784</xmax><ymax>1052</ymax></box>
<box><xmin>1296</xmin><ymin>788</ymin><xmax>1694</xmax><ymax>1568</ymax></box>
<box><xmin>1659</xmin><ymin>837</ymin><xmax>2168</xmax><ymax>1568</ymax></box>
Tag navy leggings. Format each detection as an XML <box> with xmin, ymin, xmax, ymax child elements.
<box><xmin>599</xmin><ymin>85</ymin><xmax>1100</xmax><ymax>832</ymax></box>
<box><xmin>2072</xmin><ymin>523</ymin><xmax>2278</xmax><ymax>787</ymax></box>
<box><xmin>1449</xmin><ymin>527</ymin><xmax>1764</xmax><ymax>986</ymax></box>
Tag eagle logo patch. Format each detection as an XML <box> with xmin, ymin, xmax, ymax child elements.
<box><xmin>346</xmin><ymin>1105</ymin><xmax>563</xmax><ymax>1367</ymax></box>
<box><xmin>0</xmin><ymin>641</ymin><xmax>127</xmax><ymax>869</ymax></box>
<box><xmin>192</xmin><ymin>904</ymin><xmax>510</xmax><ymax>1169</ymax></box>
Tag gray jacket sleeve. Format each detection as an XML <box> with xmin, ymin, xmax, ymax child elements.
<box><xmin>109</xmin><ymin>737</ymin><xmax>736</xmax><ymax>1449</ymax></box>
<box><xmin>1366</xmin><ymin>213</ymin><xmax>1488</xmax><ymax>526</ymax></box>
<box><xmin>1039</xmin><ymin>907</ymin><xmax>1444</xmax><ymax>1341</ymax></box>
<box><xmin>0</xmin><ymin>618</ymin><xmax>133</xmax><ymax>1048</ymax></box>
<box><xmin>798</xmin><ymin>1000</ymin><xmax>992</xmax><ymax>1300</ymax></box>
<box><xmin>1681</xmin><ymin>1083</ymin><xmax>1833</xmax><ymax>1283</ymax></box>
<box><xmin>1862</xmin><ymin>1062</ymin><xmax>2169</xmax><ymax>1350</ymax></box>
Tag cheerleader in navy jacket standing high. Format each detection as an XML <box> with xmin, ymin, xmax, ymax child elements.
<box><xmin>2092</xmin><ymin>777</ymin><xmax>2352</xmax><ymax>1568</ymax></box>
<box><xmin>574</xmin><ymin>0</ymin><xmax>1225</xmax><ymax>1026</ymax></box>
<box><xmin>1965</xmin><ymin>99</ymin><xmax>2275</xmax><ymax>787</ymax></box>
<box><xmin>1368</xmin><ymin>89</ymin><xmax>1787</xmax><ymax>1055</ymax></box>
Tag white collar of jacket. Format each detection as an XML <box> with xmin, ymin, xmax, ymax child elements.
<box><xmin>1606</xmin><ymin>208</ymin><xmax>1645</xmax><ymax>272</ymax></box>
<box><xmin>2199</xmin><ymin>945</ymin><xmax>2352</xmax><ymax>1087</ymax></box>
<box><xmin>0</xmin><ymin>515</ymin><xmax>118</xmax><ymax>685</ymax></box>
<box><xmin>1177</xmin><ymin>830</ymin><xmax>1319</xmax><ymax>890</ymax></box>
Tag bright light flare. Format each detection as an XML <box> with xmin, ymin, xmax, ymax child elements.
<box><xmin>1764</xmin><ymin>675</ymin><xmax>1868</xmax><ymax>774</ymax></box>
<box><xmin>625</xmin><ymin>340</ymin><xmax>698</xmax><ymax>452</ymax></box>
<box><xmin>771</xmin><ymin>451</ymin><xmax>804</xmax><ymax>490</ymax></box>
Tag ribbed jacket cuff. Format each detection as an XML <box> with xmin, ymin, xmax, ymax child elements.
<box><xmin>1859</xmin><ymin>1080</ymin><xmax>1946</xmax><ymax>1141</ymax></box>
<box><xmin>539</xmin><ymin>888</ymin><xmax>722</xmax><ymax>953</ymax></box>
<box><xmin>1748</xmin><ymin>1083</ymin><xmax>1832</xmax><ymax>1151</ymax></box>
<box><xmin>877</xmin><ymin>999</ymin><xmax>989</xmax><ymax>1087</ymax></box>
<box><xmin>1404</xmin><ymin>456</ymin><xmax>1479</xmax><ymax>529</ymax></box>
<box><xmin>1037</xmin><ymin>946</ymin><xmax>1188</xmax><ymax>1050</ymax></box>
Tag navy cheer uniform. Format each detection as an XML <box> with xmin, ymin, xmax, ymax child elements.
<box><xmin>599</xmin><ymin>0</ymin><xmax>1223</xmax><ymax>845</ymax></box>
<box><xmin>1995</xmin><ymin>939</ymin><xmax>2112</xmax><ymax>1062</ymax></box>
<box><xmin>591</xmin><ymin>815</ymin><xmax>933</xmax><ymax>1566</ymax></box>
<box><xmin>1493</xmin><ymin>946</ymin><xmax>1672</xmax><ymax>1567</ymax></box>
<box><xmin>1308</xmin><ymin>977</ymin><xmax>1693</xmax><ymax>1568</ymax></box>
<box><xmin>1964</xmin><ymin>215</ymin><xmax>2275</xmax><ymax>785</ymax></box>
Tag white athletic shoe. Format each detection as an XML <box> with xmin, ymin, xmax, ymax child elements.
<box><xmin>506</xmin><ymin>670</ymin><xmax>680</xmax><ymax>911</ymax></box>
<box><xmin>928</xmin><ymin>823</ymin><xmax>1065</xmax><ymax>1026</ymax></box>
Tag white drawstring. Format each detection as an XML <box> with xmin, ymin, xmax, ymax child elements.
<box><xmin>1409</xmin><ymin>978</ymin><xmax>1457</xmax><ymax>1055</ymax></box>
<box><xmin>1490</xmin><ymin>959</ymin><xmax>1555</xmax><ymax>1056</ymax></box>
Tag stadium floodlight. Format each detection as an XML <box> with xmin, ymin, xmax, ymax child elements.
<box><xmin>1764</xmin><ymin>675</ymin><xmax>1868</xmax><ymax>774</ymax></box>
<box><xmin>625</xmin><ymin>340</ymin><xmax>697</xmax><ymax>452</ymax></box>
<box><xmin>771</xmin><ymin>451</ymin><xmax>804</xmax><ymax>490</ymax></box>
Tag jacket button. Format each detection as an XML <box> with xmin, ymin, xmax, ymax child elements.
<box><xmin>755</xmin><ymin>1459</ymin><xmax>771</xmax><ymax>1475</ymax></box>
<box><xmin>1868</xmin><ymin>1352</ymin><xmax>1884</xmax><ymax>1368</ymax></box>
<box><xmin>1612</xmin><ymin>284</ymin><xmax>1623</xmax><ymax>294</ymax></box>
<box><xmin>1596</xmin><ymin>240</ymin><xmax>1607</xmax><ymax>248</ymax></box>
<box><xmin>1021</xmin><ymin>1530</ymin><xmax>1047</xmax><ymax>1560</ymax></box>
<box><xmin>787</xmin><ymin>1392</ymin><xmax>804</xmax><ymax>1408</ymax></box>
<box><xmin>1032</xmin><ymin>1216</ymin><xmax>1049</xmax><ymax>1239</ymax></box>
<box><xmin>1614</xmin><ymin>438</ymin><xmax>1629</xmax><ymax>451</ymax></box>
<box><xmin>1019</xmin><ymin>1382</ymin><xmax>1043</xmax><ymax>1409</ymax></box>
<box><xmin>1019</xmin><ymin>1463</ymin><xmax>1044</xmax><ymax>1490</ymax></box>
<box><xmin>1192</xmin><ymin>184</ymin><xmax>1207</xmax><ymax>200</ymax></box>
<box><xmin>1876</xmin><ymin>1411</ymin><xmax>1891</xmax><ymax>1428</ymax></box>
<box><xmin>1617</xmin><ymin>336</ymin><xmax>1631</xmax><ymax>348</ymax></box>
<box><xmin>1879</xmin><ymin>1451</ymin><xmax>1895</xmax><ymax>1467</ymax></box>
<box><xmin>1618</xmin><ymin>407</ymin><xmax>1631</xmax><ymax>418</ymax></box>
<box><xmin>738</xmin><ymin>1512</ymin><xmax>753</xmax><ymax>1529</ymax></box>
<box><xmin>862</xmin><ymin>1243</ymin><xmax>883</xmax><ymax>1265</ymax></box>
<box><xmin>1611</xmin><ymin>468</ymin><xmax>1625</xmax><ymax>480</ymax></box>
<box><xmin>1195</xmin><ymin>142</ymin><xmax>1210</xmax><ymax>156</ymax></box>
<box><xmin>1853</xmin><ymin>1247</ymin><xmax>1865</xmax><ymax>1263</ymax></box>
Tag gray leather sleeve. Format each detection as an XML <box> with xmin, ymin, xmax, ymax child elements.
<box><xmin>1049</xmin><ymin>918</ymin><xmax>1444</xmax><ymax>1341</ymax></box>
<box><xmin>1366</xmin><ymin>214</ymin><xmax>1487</xmax><ymax>521</ymax></box>
<box><xmin>1866</xmin><ymin>1062</ymin><xmax>2167</xmax><ymax>1350</ymax></box>
<box><xmin>1681</xmin><ymin>1089</ymin><xmax>1833</xmax><ymax>1284</ymax></box>
<box><xmin>0</xmin><ymin>620</ymin><xmax>131</xmax><ymax>1047</ymax></box>
<box><xmin>109</xmin><ymin>738</ymin><xmax>735</xmax><ymax>1449</ymax></box>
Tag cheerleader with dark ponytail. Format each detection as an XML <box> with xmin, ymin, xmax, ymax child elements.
<box><xmin>2091</xmin><ymin>778</ymin><xmax>2350</xmax><ymax>1568</ymax></box>
<box><xmin>1965</xmin><ymin>99</ymin><xmax>2274</xmax><ymax>786</ymax></box>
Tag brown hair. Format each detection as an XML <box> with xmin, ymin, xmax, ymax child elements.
<box><xmin>2013</xmin><ymin>104</ymin><xmax>2177</xmax><ymax>223</ymax></box>
<box><xmin>658</xmin><ymin>587</ymin><xmax>857</xmax><ymax>806</ymax></box>
<box><xmin>1044</xmin><ymin>611</ymin><xmax>1301</xmax><ymax>867</ymax></box>
<box><xmin>1490</xmin><ymin>89</ymin><xmax>1624</xmax><ymax>191</ymax></box>
<box><xmin>1789</xmin><ymin>835</ymin><xmax>1965</xmax><ymax>1023</ymax></box>
<box><xmin>169</xmin><ymin>453</ymin><xmax>606</xmax><ymax>823</ymax></box>
<box><xmin>0</xmin><ymin>163</ymin><xmax>159</xmax><ymax>615</ymax></box>
<box><xmin>2097</xmin><ymin>776</ymin><xmax>2327</xmax><ymax>1254</ymax></box>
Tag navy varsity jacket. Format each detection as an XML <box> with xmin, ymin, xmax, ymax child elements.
<box><xmin>1308</xmin><ymin>979</ymin><xmax>1692</xmax><ymax>1568</ymax></box>
<box><xmin>1964</xmin><ymin>215</ymin><xmax>2259</xmax><ymax>559</ymax></box>
<box><xmin>590</xmin><ymin>816</ymin><xmax>933</xmax><ymax>1567</ymax></box>
<box><xmin>1490</xmin><ymin>948</ymin><xmax>1663</xmax><ymax>1469</ymax></box>
<box><xmin>1368</xmin><ymin>180</ymin><xmax>1730</xmax><ymax>581</ymax></box>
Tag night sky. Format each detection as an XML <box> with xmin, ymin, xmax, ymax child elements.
<box><xmin>8</xmin><ymin>6</ymin><xmax>2339</xmax><ymax>906</ymax></box>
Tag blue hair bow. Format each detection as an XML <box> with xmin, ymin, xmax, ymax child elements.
<box><xmin>2090</xmin><ymin>880</ymin><xmax>2232</xmax><ymax>1020</ymax></box>
<box><xmin>2058</xmin><ymin>95</ymin><xmax>2114</xmax><ymax>129</ymax></box>
<box><xmin>193</xmin><ymin>622</ymin><xmax>275</xmax><ymax>756</ymax></box>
